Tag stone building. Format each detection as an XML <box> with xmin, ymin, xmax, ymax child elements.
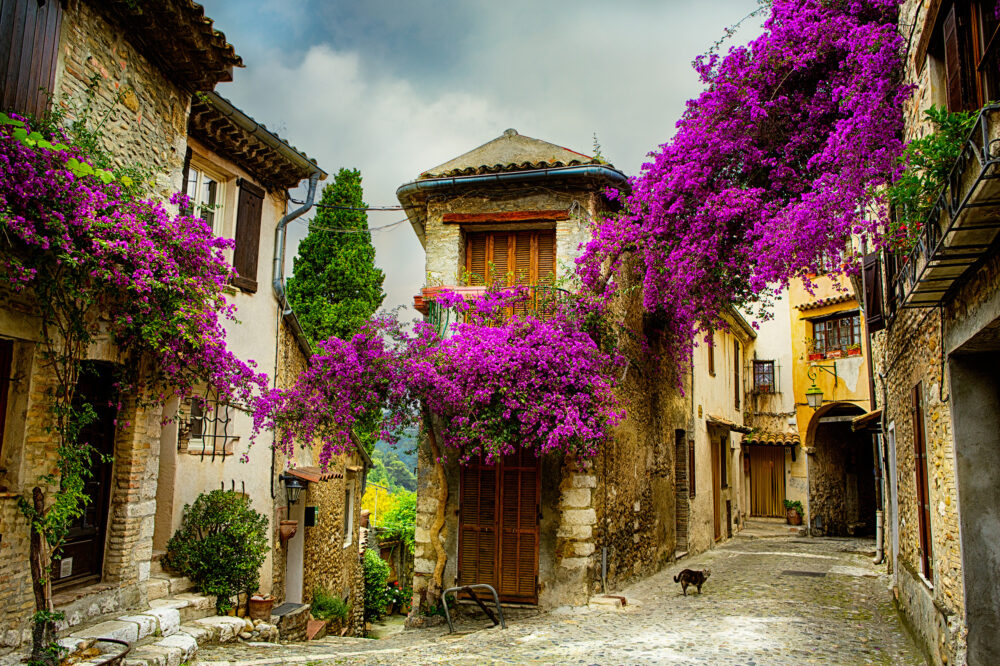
<box><xmin>682</xmin><ymin>308</ymin><xmax>754</xmax><ymax>557</ymax></box>
<box><xmin>860</xmin><ymin>1</ymin><xmax>1000</xmax><ymax>663</ymax></box>
<box><xmin>0</xmin><ymin>0</ymin><xmax>240</xmax><ymax>647</ymax></box>
<box><xmin>398</xmin><ymin>129</ymin><xmax>690</xmax><ymax>611</ymax></box>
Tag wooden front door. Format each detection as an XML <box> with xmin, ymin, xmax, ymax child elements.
<box><xmin>458</xmin><ymin>448</ymin><xmax>540</xmax><ymax>603</ymax></box>
<box><xmin>711</xmin><ymin>437</ymin><xmax>722</xmax><ymax>540</ymax></box>
<box><xmin>53</xmin><ymin>362</ymin><xmax>117</xmax><ymax>587</ymax></box>
<box><xmin>748</xmin><ymin>445</ymin><xmax>786</xmax><ymax>517</ymax></box>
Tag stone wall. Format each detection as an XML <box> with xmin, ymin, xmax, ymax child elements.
<box><xmin>54</xmin><ymin>1</ymin><xmax>191</xmax><ymax>201</ymax></box>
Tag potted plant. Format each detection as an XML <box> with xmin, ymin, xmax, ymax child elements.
<box><xmin>311</xmin><ymin>587</ymin><xmax>349</xmax><ymax>634</ymax></box>
<box><xmin>825</xmin><ymin>348</ymin><xmax>844</xmax><ymax>359</ymax></box>
<box><xmin>249</xmin><ymin>593</ymin><xmax>275</xmax><ymax>621</ymax></box>
<box><xmin>783</xmin><ymin>499</ymin><xmax>804</xmax><ymax>526</ymax></box>
<box><xmin>846</xmin><ymin>343</ymin><xmax>862</xmax><ymax>356</ymax></box>
<box><xmin>805</xmin><ymin>338</ymin><xmax>824</xmax><ymax>361</ymax></box>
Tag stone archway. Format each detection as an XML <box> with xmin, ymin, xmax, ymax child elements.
<box><xmin>807</xmin><ymin>403</ymin><xmax>875</xmax><ymax>537</ymax></box>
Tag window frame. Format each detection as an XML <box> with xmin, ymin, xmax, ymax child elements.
<box><xmin>343</xmin><ymin>482</ymin><xmax>355</xmax><ymax>547</ymax></box>
<box><xmin>184</xmin><ymin>160</ymin><xmax>228</xmax><ymax>239</ymax></box>
<box><xmin>812</xmin><ymin>311</ymin><xmax>861</xmax><ymax>354</ymax></box>
<box><xmin>752</xmin><ymin>360</ymin><xmax>777</xmax><ymax>394</ymax></box>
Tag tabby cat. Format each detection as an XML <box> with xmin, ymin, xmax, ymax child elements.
<box><xmin>673</xmin><ymin>568</ymin><xmax>710</xmax><ymax>596</ymax></box>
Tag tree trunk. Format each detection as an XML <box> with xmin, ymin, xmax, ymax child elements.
<box><xmin>29</xmin><ymin>486</ymin><xmax>57</xmax><ymax>665</ymax></box>
<box><xmin>422</xmin><ymin>406</ymin><xmax>448</xmax><ymax>603</ymax></box>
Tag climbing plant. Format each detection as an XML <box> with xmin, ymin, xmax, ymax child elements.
<box><xmin>1</xmin><ymin>103</ymin><xmax>265</xmax><ymax>663</ymax></box>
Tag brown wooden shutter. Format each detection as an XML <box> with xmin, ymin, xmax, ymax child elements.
<box><xmin>232</xmin><ymin>179</ymin><xmax>264</xmax><ymax>293</ymax></box>
<box><xmin>734</xmin><ymin>340</ymin><xmax>740</xmax><ymax>409</ymax></box>
<box><xmin>466</xmin><ymin>232</ymin><xmax>488</xmax><ymax>285</ymax></box>
<box><xmin>1</xmin><ymin>0</ymin><xmax>63</xmax><ymax>118</ymax></box>
<box><xmin>513</xmin><ymin>231</ymin><xmax>532</xmax><ymax>286</ymax></box>
<box><xmin>912</xmin><ymin>382</ymin><xmax>933</xmax><ymax>582</ymax></box>
<box><xmin>688</xmin><ymin>439</ymin><xmax>696</xmax><ymax>498</ymax></box>
<box><xmin>497</xmin><ymin>449</ymin><xmax>539</xmax><ymax>602</ymax></box>
<box><xmin>885</xmin><ymin>250</ymin><xmax>898</xmax><ymax>317</ymax></box>
<box><xmin>0</xmin><ymin>339</ymin><xmax>12</xmax><ymax>461</ymax></box>
<box><xmin>536</xmin><ymin>231</ymin><xmax>555</xmax><ymax>285</ymax></box>
<box><xmin>863</xmin><ymin>253</ymin><xmax>885</xmax><ymax>333</ymax></box>
<box><xmin>490</xmin><ymin>233</ymin><xmax>511</xmax><ymax>287</ymax></box>
<box><xmin>944</xmin><ymin>5</ymin><xmax>964</xmax><ymax>112</ymax></box>
<box><xmin>707</xmin><ymin>330</ymin><xmax>715</xmax><ymax>375</ymax></box>
<box><xmin>458</xmin><ymin>458</ymin><xmax>498</xmax><ymax>590</ymax></box>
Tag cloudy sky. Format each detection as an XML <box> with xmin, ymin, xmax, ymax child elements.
<box><xmin>199</xmin><ymin>0</ymin><xmax>763</xmax><ymax>316</ymax></box>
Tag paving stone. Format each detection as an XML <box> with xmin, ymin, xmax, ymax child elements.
<box><xmin>144</xmin><ymin>606</ymin><xmax>180</xmax><ymax>637</ymax></box>
<box><xmin>118</xmin><ymin>614</ymin><xmax>157</xmax><ymax>641</ymax></box>
<box><xmin>193</xmin><ymin>615</ymin><xmax>246</xmax><ymax>643</ymax></box>
<box><xmin>70</xmin><ymin>619</ymin><xmax>139</xmax><ymax>643</ymax></box>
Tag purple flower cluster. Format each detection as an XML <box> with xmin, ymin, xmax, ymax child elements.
<box><xmin>0</xmin><ymin>119</ymin><xmax>266</xmax><ymax>406</ymax></box>
<box><xmin>576</xmin><ymin>0</ymin><xmax>910</xmax><ymax>366</ymax></box>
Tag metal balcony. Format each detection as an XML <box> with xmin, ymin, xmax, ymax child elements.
<box><xmin>894</xmin><ymin>104</ymin><xmax>1000</xmax><ymax>308</ymax></box>
<box><xmin>415</xmin><ymin>285</ymin><xmax>570</xmax><ymax>336</ymax></box>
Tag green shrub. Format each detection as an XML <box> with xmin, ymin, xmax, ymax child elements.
<box><xmin>362</xmin><ymin>548</ymin><xmax>391</xmax><ymax>623</ymax></box>
<box><xmin>783</xmin><ymin>499</ymin><xmax>804</xmax><ymax>516</ymax></box>
<box><xmin>311</xmin><ymin>587</ymin><xmax>349</xmax><ymax>624</ymax></box>
<box><xmin>164</xmin><ymin>490</ymin><xmax>269</xmax><ymax>614</ymax></box>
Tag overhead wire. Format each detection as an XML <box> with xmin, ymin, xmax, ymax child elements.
<box><xmin>290</xmin><ymin>216</ymin><xmax>408</xmax><ymax>234</ymax></box>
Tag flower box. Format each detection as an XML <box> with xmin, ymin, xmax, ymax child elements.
<box><xmin>808</xmin><ymin>352</ymin><xmax>824</xmax><ymax>361</ymax></box>
<box><xmin>846</xmin><ymin>346</ymin><xmax>861</xmax><ymax>357</ymax></box>
<box><xmin>825</xmin><ymin>349</ymin><xmax>844</xmax><ymax>359</ymax></box>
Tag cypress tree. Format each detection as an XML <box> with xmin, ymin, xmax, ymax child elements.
<box><xmin>287</xmin><ymin>168</ymin><xmax>386</xmax><ymax>343</ymax></box>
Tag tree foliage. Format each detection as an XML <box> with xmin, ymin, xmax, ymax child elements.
<box><xmin>362</xmin><ymin>548</ymin><xmax>391</xmax><ymax>624</ymax></box>
<box><xmin>286</xmin><ymin>168</ymin><xmax>385</xmax><ymax>344</ymax></box>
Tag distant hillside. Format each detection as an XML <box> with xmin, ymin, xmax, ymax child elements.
<box><xmin>375</xmin><ymin>427</ymin><xmax>418</xmax><ymax>474</ymax></box>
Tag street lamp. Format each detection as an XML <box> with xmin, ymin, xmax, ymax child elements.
<box><xmin>805</xmin><ymin>363</ymin><xmax>838</xmax><ymax>410</ymax></box>
<box><xmin>278</xmin><ymin>472</ymin><xmax>305</xmax><ymax>508</ymax></box>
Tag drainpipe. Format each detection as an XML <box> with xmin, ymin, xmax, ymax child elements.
<box><xmin>269</xmin><ymin>172</ymin><xmax>321</xmax><ymax>499</ymax></box>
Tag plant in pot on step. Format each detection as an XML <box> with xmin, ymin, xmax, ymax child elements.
<box><xmin>311</xmin><ymin>587</ymin><xmax>349</xmax><ymax>634</ymax></box>
<box><xmin>164</xmin><ymin>490</ymin><xmax>270</xmax><ymax>614</ymax></box>
<box><xmin>783</xmin><ymin>499</ymin><xmax>804</xmax><ymax>526</ymax></box>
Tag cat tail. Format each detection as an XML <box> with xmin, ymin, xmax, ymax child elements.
<box><xmin>673</xmin><ymin>574</ymin><xmax>680</xmax><ymax>582</ymax></box>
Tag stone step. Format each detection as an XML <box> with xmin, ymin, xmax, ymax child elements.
<box><xmin>148</xmin><ymin>593</ymin><xmax>215</xmax><ymax>624</ymax></box>
<box><xmin>124</xmin><ymin>616</ymin><xmax>280</xmax><ymax>665</ymax></box>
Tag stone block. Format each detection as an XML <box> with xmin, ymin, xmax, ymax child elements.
<box><xmin>177</xmin><ymin>623</ymin><xmax>211</xmax><ymax>643</ymax></box>
<box><xmin>146</xmin><ymin>577</ymin><xmax>169</xmax><ymax>601</ymax></box>
<box><xmin>72</xmin><ymin>619</ymin><xmax>139</xmax><ymax>643</ymax></box>
<box><xmin>416</xmin><ymin>495</ymin><xmax>438</xmax><ymax>514</ymax></box>
<box><xmin>414</xmin><ymin>526</ymin><xmax>430</xmax><ymax>544</ymax></box>
<box><xmin>570</xmin><ymin>541</ymin><xmax>595</xmax><ymax>557</ymax></box>
<box><xmin>560</xmin><ymin>557</ymin><xmax>591</xmax><ymax>570</ymax></box>
<box><xmin>414</xmin><ymin>557</ymin><xmax>436</xmax><ymax>573</ymax></box>
<box><xmin>126</xmin><ymin>500</ymin><xmax>157</xmax><ymax>519</ymax></box>
<box><xmin>194</xmin><ymin>615</ymin><xmax>245</xmax><ymax>643</ymax></box>
<box><xmin>155</xmin><ymin>632</ymin><xmax>197</xmax><ymax>661</ymax></box>
<box><xmin>118</xmin><ymin>614</ymin><xmax>157</xmax><ymax>641</ymax></box>
<box><xmin>570</xmin><ymin>474</ymin><xmax>597</xmax><ymax>488</ymax></box>
<box><xmin>588</xmin><ymin>595</ymin><xmax>623</xmax><ymax>610</ymax></box>
<box><xmin>144</xmin><ymin>606</ymin><xmax>180</xmax><ymax>637</ymax></box>
<box><xmin>166</xmin><ymin>577</ymin><xmax>194</xmax><ymax>594</ymax></box>
<box><xmin>557</xmin><ymin>524</ymin><xmax>592</xmax><ymax>540</ymax></box>
<box><xmin>560</xmin><ymin>488</ymin><xmax>591</xmax><ymax>508</ymax></box>
<box><xmin>125</xmin><ymin>644</ymin><xmax>176</xmax><ymax>666</ymax></box>
<box><xmin>562</xmin><ymin>509</ymin><xmax>596</xmax><ymax>526</ymax></box>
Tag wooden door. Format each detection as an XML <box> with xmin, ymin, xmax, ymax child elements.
<box><xmin>912</xmin><ymin>383</ymin><xmax>933</xmax><ymax>582</ymax></box>
<box><xmin>459</xmin><ymin>448</ymin><xmax>540</xmax><ymax>603</ymax></box>
<box><xmin>748</xmin><ymin>445</ymin><xmax>786</xmax><ymax>517</ymax></box>
<box><xmin>53</xmin><ymin>362</ymin><xmax>117</xmax><ymax>587</ymax></box>
<box><xmin>711</xmin><ymin>438</ymin><xmax>721</xmax><ymax>540</ymax></box>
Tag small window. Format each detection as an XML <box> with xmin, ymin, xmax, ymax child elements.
<box><xmin>753</xmin><ymin>361</ymin><xmax>776</xmax><ymax>394</ymax></box>
<box><xmin>343</xmin><ymin>484</ymin><xmax>355</xmax><ymax>547</ymax></box>
<box><xmin>181</xmin><ymin>396</ymin><xmax>233</xmax><ymax>457</ymax></box>
<box><xmin>707</xmin><ymin>330</ymin><xmax>715</xmax><ymax>376</ymax></box>
<box><xmin>185</xmin><ymin>165</ymin><xmax>226</xmax><ymax>237</ymax></box>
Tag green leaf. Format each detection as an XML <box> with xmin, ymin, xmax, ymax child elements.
<box><xmin>12</xmin><ymin>127</ymin><xmax>28</xmax><ymax>142</ymax></box>
<box><xmin>97</xmin><ymin>170</ymin><xmax>115</xmax><ymax>184</ymax></box>
<box><xmin>0</xmin><ymin>112</ymin><xmax>24</xmax><ymax>127</ymax></box>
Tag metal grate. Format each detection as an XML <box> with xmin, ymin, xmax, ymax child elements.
<box><xmin>182</xmin><ymin>387</ymin><xmax>235</xmax><ymax>462</ymax></box>
<box><xmin>781</xmin><ymin>570</ymin><xmax>826</xmax><ymax>577</ymax></box>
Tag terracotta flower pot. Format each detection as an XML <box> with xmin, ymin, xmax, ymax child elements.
<box><xmin>808</xmin><ymin>353</ymin><xmax>824</xmax><ymax>361</ymax></box>
<box><xmin>279</xmin><ymin>519</ymin><xmax>298</xmax><ymax>544</ymax></box>
<box><xmin>249</xmin><ymin>595</ymin><xmax>274</xmax><ymax>621</ymax></box>
<box><xmin>786</xmin><ymin>509</ymin><xmax>803</xmax><ymax>526</ymax></box>
<box><xmin>825</xmin><ymin>349</ymin><xmax>843</xmax><ymax>359</ymax></box>
<box><xmin>847</xmin><ymin>347</ymin><xmax>861</xmax><ymax>356</ymax></box>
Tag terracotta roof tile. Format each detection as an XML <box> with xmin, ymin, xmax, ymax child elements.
<box><xmin>742</xmin><ymin>431</ymin><xmax>801</xmax><ymax>446</ymax></box>
<box><xmin>796</xmin><ymin>293</ymin><xmax>855</xmax><ymax>311</ymax></box>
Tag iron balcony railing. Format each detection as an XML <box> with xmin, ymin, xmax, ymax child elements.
<box><xmin>424</xmin><ymin>285</ymin><xmax>571</xmax><ymax>336</ymax></box>
<box><xmin>893</xmin><ymin>104</ymin><xmax>1000</xmax><ymax>308</ymax></box>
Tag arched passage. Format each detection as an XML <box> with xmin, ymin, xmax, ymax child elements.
<box><xmin>807</xmin><ymin>402</ymin><xmax>875</xmax><ymax>537</ymax></box>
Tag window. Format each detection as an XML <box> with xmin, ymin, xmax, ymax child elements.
<box><xmin>0</xmin><ymin>339</ymin><xmax>12</xmax><ymax>459</ymax></box>
<box><xmin>720</xmin><ymin>437</ymin><xmax>728</xmax><ymax>489</ymax></box>
<box><xmin>733</xmin><ymin>340</ymin><xmax>741</xmax><ymax>409</ymax></box>
<box><xmin>181</xmin><ymin>396</ymin><xmax>233</xmax><ymax>458</ymax></box>
<box><xmin>465</xmin><ymin>230</ymin><xmax>556</xmax><ymax>287</ymax></box>
<box><xmin>753</xmin><ymin>360</ymin><xmax>776</xmax><ymax>394</ymax></box>
<box><xmin>1</xmin><ymin>0</ymin><xmax>63</xmax><ymax>118</ymax></box>
<box><xmin>813</xmin><ymin>312</ymin><xmax>861</xmax><ymax>354</ymax></box>
<box><xmin>930</xmin><ymin>2</ymin><xmax>1000</xmax><ymax>113</ymax></box>
<box><xmin>184</xmin><ymin>164</ymin><xmax>226</xmax><ymax>237</ymax></box>
<box><xmin>707</xmin><ymin>330</ymin><xmax>715</xmax><ymax>376</ymax></box>
<box><xmin>343</xmin><ymin>483</ymin><xmax>355</xmax><ymax>547</ymax></box>
<box><xmin>232</xmin><ymin>179</ymin><xmax>265</xmax><ymax>293</ymax></box>
<box><xmin>912</xmin><ymin>383</ymin><xmax>934</xmax><ymax>583</ymax></box>
<box><xmin>688</xmin><ymin>439</ymin><xmax>696</xmax><ymax>498</ymax></box>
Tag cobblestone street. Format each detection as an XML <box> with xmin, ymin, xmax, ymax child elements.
<box><xmin>195</xmin><ymin>535</ymin><xmax>926</xmax><ymax>665</ymax></box>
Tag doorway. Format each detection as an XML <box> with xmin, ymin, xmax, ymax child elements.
<box><xmin>808</xmin><ymin>404</ymin><xmax>874</xmax><ymax>536</ymax></box>
<box><xmin>711</xmin><ymin>436</ymin><xmax>721</xmax><ymax>541</ymax></box>
<box><xmin>748</xmin><ymin>445</ymin><xmax>786</xmax><ymax>517</ymax></box>
<box><xmin>52</xmin><ymin>362</ymin><xmax>118</xmax><ymax>587</ymax></box>
<box><xmin>458</xmin><ymin>448</ymin><xmax>540</xmax><ymax>603</ymax></box>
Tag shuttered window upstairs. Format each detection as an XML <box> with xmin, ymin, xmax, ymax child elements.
<box><xmin>232</xmin><ymin>179</ymin><xmax>264</xmax><ymax>293</ymax></box>
<box><xmin>458</xmin><ymin>448</ymin><xmax>540</xmax><ymax>603</ymax></box>
<box><xmin>465</xmin><ymin>230</ymin><xmax>556</xmax><ymax>287</ymax></box>
<box><xmin>1</xmin><ymin>0</ymin><xmax>63</xmax><ymax>118</ymax></box>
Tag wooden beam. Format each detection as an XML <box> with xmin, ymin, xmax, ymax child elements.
<box><xmin>442</xmin><ymin>210</ymin><xmax>571</xmax><ymax>224</ymax></box>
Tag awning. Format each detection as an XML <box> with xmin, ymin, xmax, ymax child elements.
<box><xmin>285</xmin><ymin>466</ymin><xmax>343</xmax><ymax>484</ymax></box>
<box><xmin>742</xmin><ymin>431</ymin><xmax>800</xmax><ymax>447</ymax></box>
<box><xmin>706</xmin><ymin>415</ymin><xmax>752</xmax><ymax>434</ymax></box>
<box><xmin>852</xmin><ymin>409</ymin><xmax>883</xmax><ymax>433</ymax></box>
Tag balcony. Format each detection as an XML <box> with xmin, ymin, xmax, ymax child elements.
<box><xmin>413</xmin><ymin>285</ymin><xmax>570</xmax><ymax>336</ymax></box>
<box><xmin>894</xmin><ymin>104</ymin><xmax>1000</xmax><ymax>308</ymax></box>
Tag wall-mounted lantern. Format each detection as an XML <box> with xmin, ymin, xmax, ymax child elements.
<box><xmin>805</xmin><ymin>363</ymin><xmax>838</xmax><ymax>410</ymax></box>
<box><xmin>279</xmin><ymin>472</ymin><xmax>305</xmax><ymax>508</ymax></box>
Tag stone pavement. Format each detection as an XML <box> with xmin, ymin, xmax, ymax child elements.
<box><xmin>194</xmin><ymin>536</ymin><xmax>926</xmax><ymax>665</ymax></box>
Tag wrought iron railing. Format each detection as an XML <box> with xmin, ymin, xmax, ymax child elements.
<box><xmin>893</xmin><ymin>104</ymin><xmax>1000</xmax><ymax>308</ymax></box>
<box><xmin>425</xmin><ymin>285</ymin><xmax>571</xmax><ymax>336</ymax></box>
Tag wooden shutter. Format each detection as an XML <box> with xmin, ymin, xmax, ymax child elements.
<box><xmin>944</xmin><ymin>5</ymin><xmax>964</xmax><ymax>112</ymax></box>
<box><xmin>537</xmin><ymin>231</ymin><xmax>555</xmax><ymax>285</ymax></box>
<box><xmin>911</xmin><ymin>383</ymin><xmax>933</xmax><ymax>582</ymax></box>
<box><xmin>864</xmin><ymin>253</ymin><xmax>885</xmax><ymax>333</ymax></box>
<box><xmin>466</xmin><ymin>232</ymin><xmax>488</xmax><ymax>285</ymax></box>
<box><xmin>0</xmin><ymin>339</ymin><xmax>12</xmax><ymax>460</ymax></box>
<box><xmin>688</xmin><ymin>439</ymin><xmax>696</xmax><ymax>498</ymax></box>
<box><xmin>1</xmin><ymin>0</ymin><xmax>63</xmax><ymax>118</ymax></box>
<box><xmin>458</xmin><ymin>459</ymin><xmax>498</xmax><ymax>589</ymax></box>
<box><xmin>734</xmin><ymin>340</ymin><xmax>741</xmax><ymax>409</ymax></box>
<box><xmin>232</xmin><ymin>179</ymin><xmax>264</xmax><ymax>293</ymax></box>
<box><xmin>513</xmin><ymin>231</ymin><xmax>532</xmax><ymax>286</ymax></box>
<box><xmin>885</xmin><ymin>250</ymin><xmax>898</xmax><ymax>317</ymax></box>
<box><xmin>707</xmin><ymin>330</ymin><xmax>715</xmax><ymax>375</ymax></box>
<box><xmin>490</xmin><ymin>233</ymin><xmax>511</xmax><ymax>287</ymax></box>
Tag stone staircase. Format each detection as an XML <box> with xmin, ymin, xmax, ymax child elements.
<box><xmin>54</xmin><ymin>552</ymin><xmax>279</xmax><ymax>666</ymax></box>
<box><xmin>739</xmin><ymin>517</ymin><xmax>807</xmax><ymax>538</ymax></box>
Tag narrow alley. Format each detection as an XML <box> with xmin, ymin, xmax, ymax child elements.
<box><xmin>195</xmin><ymin>534</ymin><xmax>925</xmax><ymax>665</ymax></box>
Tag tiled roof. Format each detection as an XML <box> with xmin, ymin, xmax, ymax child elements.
<box><xmin>419</xmin><ymin>128</ymin><xmax>606</xmax><ymax>179</ymax></box>
<box><xmin>97</xmin><ymin>0</ymin><xmax>243</xmax><ymax>92</ymax></box>
<box><xmin>796</xmin><ymin>293</ymin><xmax>855</xmax><ymax>311</ymax></box>
<box><xmin>285</xmin><ymin>466</ymin><xmax>343</xmax><ymax>484</ymax></box>
<box><xmin>189</xmin><ymin>92</ymin><xmax>326</xmax><ymax>192</ymax></box>
<box><xmin>742</xmin><ymin>431</ymin><xmax>800</xmax><ymax>446</ymax></box>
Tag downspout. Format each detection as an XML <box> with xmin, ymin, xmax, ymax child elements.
<box><xmin>270</xmin><ymin>172</ymin><xmax>321</xmax><ymax>499</ymax></box>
